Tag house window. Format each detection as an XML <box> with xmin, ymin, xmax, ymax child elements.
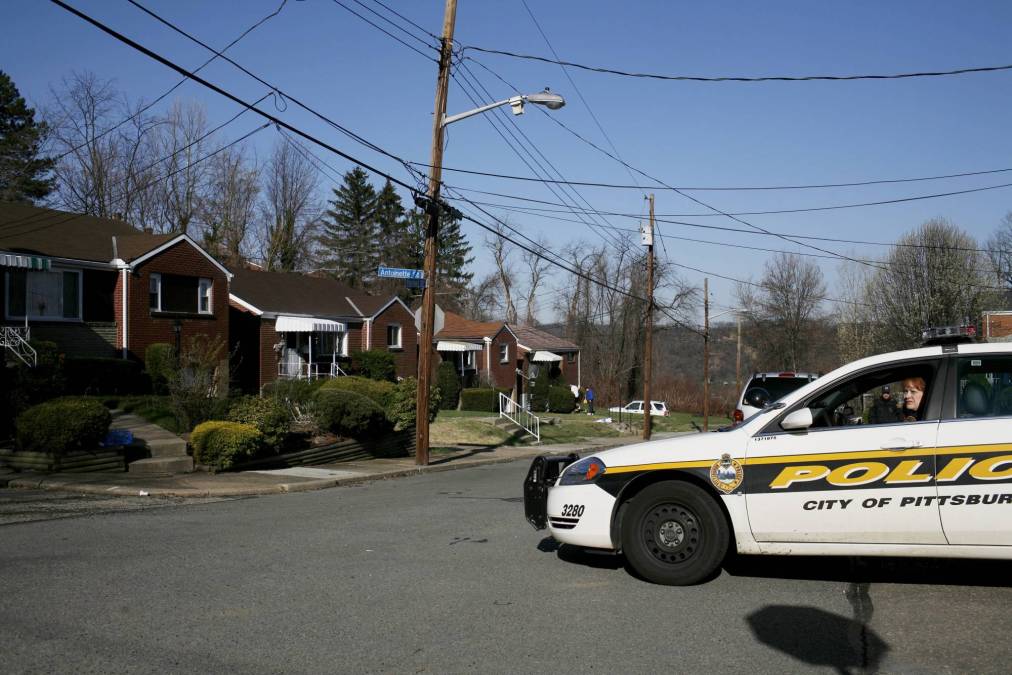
<box><xmin>463</xmin><ymin>350</ymin><xmax>475</xmax><ymax>369</ymax></box>
<box><xmin>149</xmin><ymin>273</ymin><xmax>161</xmax><ymax>311</ymax></box>
<box><xmin>499</xmin><ymin>343</ymin><xmax>509</xmax><ymax>363</ymax></box>
<box><xmin>387</xmin><ymin>324</ymin><xmax>402</xmax><ymax>349</ymax></box>
<box><xmin>198</xmin><ymin>278</ymin><xmax>212</xmax><ymax>314</ymax></box>
<box><xmin>5</xmin><ymin>268</ymin><xmax>81</xmax><ymax>321</ymax></box>
<box><xmin>567</xmin><ymin>352</ymin><xmax>576</xmax><ymax>364</ymax></box>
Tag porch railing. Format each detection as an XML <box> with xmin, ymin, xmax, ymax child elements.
<box><xmin>499</xmin><ymin>392</ymin><xmax>540</xmax><ymax>443</ymax></box>
<box><xmin>278</xmin><ymin>360</ymin><xmax>349</xmax><ymax>380</ymax></box>
<box><xmin>0</xmin><ymin>326</ymin><xmax>36</xmax><ymax>367</ymax></box>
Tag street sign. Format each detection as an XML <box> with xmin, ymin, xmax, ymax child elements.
<box><xmin>405</xmin><ymin>278</ymin><xmax>426</xmax><ymax>289</ymax></box>
<box><xmin>377</xmin><ymin>266</ymin><xmax>424</xmax><ymax>280</ymax></box>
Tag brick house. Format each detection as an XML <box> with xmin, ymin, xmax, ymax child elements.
<box><xmin>229</xmin><ymin>269</ymin><xmax>417</xmax><ymax>392</ymax></box>
<box><xmin>983</xmin><ymin>310</ymin><xmax>1012</xmax><ymax>341</ymax></box>
<box><xmin>0</xmin><ymin>203</ymin><xmax>230</xmax><ymax>364</ymax></box>
<box><xmin>417</xmin><ymin>305</ymin><xmax>581</xmax><ymax>402</ymax></box>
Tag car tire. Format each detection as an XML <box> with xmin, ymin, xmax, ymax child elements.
<box><xmin>620</xmin><ymin>480</ymin><xmax>729</xmax><ymax>586</ymax></box>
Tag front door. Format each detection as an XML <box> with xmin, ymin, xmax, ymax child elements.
<box><xmin>746</xmin><ymin>358</ymin><xmax>947</xmax><ymax>545</ymax></box>
<box><xmin>936</xmin><ymin>354</ymin><xmax>1012</xmax><ymax>545</ymax></box>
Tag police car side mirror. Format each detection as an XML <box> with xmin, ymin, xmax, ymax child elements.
<box><xmin>781</xmin><ymin>408</ymin><xmax>813</xmax><ymax>431</ymax></box>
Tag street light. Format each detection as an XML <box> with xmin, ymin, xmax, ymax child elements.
<box><xmin>441</xmin><ymin>89</ymin><xmax>566</xmax><ymax>126</ymax></box>
<box><xmin>415</xmin><ymin>2</ymin><xmax>567</xmax><ymax>467</ymax></box>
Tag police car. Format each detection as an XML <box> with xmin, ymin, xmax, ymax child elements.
<box><xmin>523</xmin><ymin>339</ymin><xmax>1012</xmax><ymax>585</ymax></box>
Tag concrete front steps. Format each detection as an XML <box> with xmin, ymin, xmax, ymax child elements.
<box><xmin>111</xmin><ymin>411</ymin><xmax>194</xmax><ymax>475</ymax></box>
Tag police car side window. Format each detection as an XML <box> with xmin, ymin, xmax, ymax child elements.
<box><xmin>956</xmin><ymin>356</ymin><xmax>1012</xmax><ymax>418</ymax></box>
<box><xmin>802</xmin><ymin>363</ymin><xmax>938</xmax><ymax>429</ymax></box>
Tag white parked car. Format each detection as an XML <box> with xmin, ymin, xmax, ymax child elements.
<box><xmin>525</xmin><ymin>341</ymin><xmax>1012</xmax><ymax>585</ymax></box>
<box><xmin>734</xmin><ymin>371</ymin><xmax>820</xmax><ymax>424</ymax></box>
<box><xmin>608</xmin><ymin>400</ymin><xmax>669</xmax><ymax>416</ymax></box>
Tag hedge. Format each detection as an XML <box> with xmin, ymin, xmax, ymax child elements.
<box><xmin>227</xmin><ymin>396</ymin><xmax>291</xmax><ymax>450</ymax></box>
<box><xmin>460</xmin><ymin>387</ymin><xmax>511</xmax><ymax>412</ymax></box>
<box><xmin>349</xmin><ymin>349</ymin><xmax>396</xmax><ymax>381</ymax></box>
<box><xmin>15</xmin><ymin>398</ymin><xmax>112</xmax><ymax>455</ymax></box>
<box><xmin>547</xmin><ymin>385</ymin><xmax>576</xmax><ymax>413</ymax></box>
<box><xmin>64</xmin><ymin>357</ymin><xmax>150</xmax><ymax>395</ymax></box>
<box><xmin>190</xmin><ymin>421</ymin><xmax>263</xmax><ymax>471</ymax></box>
<box><xmin>313</xmin><ymin>389</ymin><xmax>389</xmax><ymax>438</ymax></box>
<box><xmin>262</xmin><ymin>378</ymin><xmax>325</xmax><ymax>405</ymax></box>
<box><xmin>319</xmin><ymin>376</ymin><xmax>396</xmax><ymax>409</ymax></box>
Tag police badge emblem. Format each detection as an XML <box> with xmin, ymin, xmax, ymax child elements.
<box><xmin>709</xmin><ymin>453</ymin><xmax>744</xmax><ymax>493</ymax></box>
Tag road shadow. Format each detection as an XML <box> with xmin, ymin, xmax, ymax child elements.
<box><xmin>428</xmin><ymin>444</ymin><xmax>500</xmax><ymax>465</ymax></box>
<box><xmin>746</xmin><ymin>604</ymin><xmax>888</xmax><ymax>675</ymax></box>
<box><xmin>536</xmin><ymin>538</ymin><xmax>625</xmax><ymax>570</ymax></box>
<box><xmin>724</xmin><ymin>553</ymin><xmax>1012</xmax><ymax>588</ymax></box>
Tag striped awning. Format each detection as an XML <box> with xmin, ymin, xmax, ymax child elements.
<box><xmin>275</xmin><ymin>316</ymin><xmax>347</xmax><ymax>333</ymax></box>
<box><xmin>436</xmin><ymin>340</ymin><xmax>483</xmax><ymax>352</ymax></box>
<box><xmin>531</xmin><ymin>350</ymin><xmax>563</xmax><ymax>362</ymax></box>
<box><xmin>0</xmin><ymin>253</ymin><xmax>50</xmax><ymax>270</ymax></box>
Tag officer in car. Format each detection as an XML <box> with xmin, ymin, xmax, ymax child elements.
<box><xmin>869</xmin><ymin>385</ymin><xmax>900</xmax><ymax>425</ymax></box>
<box><xmin>900</xmin><ymin>377</ymin><xmax>926</xmax><ymax>422</ymax></box>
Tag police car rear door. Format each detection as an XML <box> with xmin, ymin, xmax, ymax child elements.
<box><xmin>936</xmin><ymin>352</ymin><xmax>1012</xmax><ymax>545</ymax></box>
<box><xmin>745</xmin><ymin>358</ymin><xmax>946</xmax><ymax>545</ymax></box>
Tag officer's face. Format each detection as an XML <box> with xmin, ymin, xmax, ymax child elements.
<box><xmin>901</xmin><ymin>381</ymin><xmax>924</xmax><ymax>411</ymax></box>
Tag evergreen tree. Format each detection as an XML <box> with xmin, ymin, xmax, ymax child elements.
<box><xmin>317</xmin><ymin>167</ymin><xmax>378</xmax><ymax>288</ymax></box>
<box><xmin>403</xmin><ymin>206</ymin><xmax>474</xmax><ymax>310</ymax></box>
<box><xmin>374</xmin><ymin>179</ymin><xmax>410</xmax><ymax>267</ymax></box>
<box><xmin>0</xmin><ymin>71</ymin><xmax>54</xmax><ymax>204</ymax></box>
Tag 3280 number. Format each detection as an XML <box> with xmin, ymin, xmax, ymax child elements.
<box><xmin>561</xmin><ymin>503</ymin><xmax>585</xmax><ymax>517</ymax></box>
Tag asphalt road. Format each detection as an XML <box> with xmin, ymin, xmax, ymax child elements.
<box><xmin>1</xmin><ymin>464</ymin><xmax>1009</xmax><ymax>674</ymax></box>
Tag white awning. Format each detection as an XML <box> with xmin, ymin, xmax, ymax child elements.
<box><xmin>0</xmin><ymin>253</ymin><xmax>50</xmax><ymax>270</ymax></box>
<box><xmin>275</xmin><ymin>316</ymin><xmax>347</xmax><ymax>333</ymax></box>
<box><xmin>436</xmin><ymin>340</ymin><xmax>483</xmax><ymax>352</ymax></box>
<box><xmin>531</xmin><ymin>350</ymin><xmax>563</xmax><ymax>362</ymax></box>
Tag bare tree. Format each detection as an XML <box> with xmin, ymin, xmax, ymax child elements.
<box><xmin>460</xmin><ymin>272</ymin><xmax>499</xmax><ymax>322</ymax></box>
<box><xmin>521</xmin><ymin>236</ymin><xmax>551</xmax><ymax>325</ymax></box>
<box><xmin>736</xmin><ymin>253</ymin><xmax>826</xmax><ymax>371</ymax></box>
<box><xmin>835</xmin><ymin>258</ymin><xmax>877</xmax><ymax>364</ymax></box>
<box><xmin>199</xmin><ymin>143</ymin><xmax>259</xmax><ymax>267</ymax></box>
<box><xmin>155</xmin><ymin>101</ymin><xmax>209</xmax><ymax>235</ymax></box>
<box><xmin>486</xmin><ymin>221</ymin><xmax>518</xmax><ymax>324</ymax></box>
<box><xmin>868</xmin><ymin>218</ymin><xmax>1001</xmax><ymax>350</ymax></box>
<box><xmin>258</xmin><ymin>140</ymin><xmax>320</xmax><ymax>271</ymax></box>
<box><xmin>48</xmin><ymin>72</ymin><xmax>161</xmax><ymax>224</ymax></box>
<box><xmin>988</xmin><ymin>211</ymin><xmax>1012</xmax><ymax>292</ymax></box>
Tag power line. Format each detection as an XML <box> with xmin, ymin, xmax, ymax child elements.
<box><xmin>461</xmin><ymin>46</ymin><xmax>1012</xmax><ymax>83</ymax></box>
<box><xmin>328</xmin><ymin>0</ymin><xmax>438</xmax><ymax>60</ymax></box>
<box><xmin>51</xmin><ymin>0</ymin><xmax>288</xmax><ymax>165</ymax></box>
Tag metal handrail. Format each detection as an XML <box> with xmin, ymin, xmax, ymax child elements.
<box><xmin>0</xmin><ymin>326</ymin><xmax>36</xmax><ymax>367</ymax></box>
<box><xmin>499</xmin><ymin>392</ymin><xmax>540</xmax><ymax>443</ymax></box>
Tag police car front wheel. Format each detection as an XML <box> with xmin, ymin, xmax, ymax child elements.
<box><xmin>621</xmin><ymin>481</ymin><xmax>729</xmax><ymax>586</ymax></box>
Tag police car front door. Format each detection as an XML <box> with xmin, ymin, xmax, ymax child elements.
<box><xmin>745</xmin><ymin>359</ymin><xmax>947</xmax><ymax>545</ymax></box>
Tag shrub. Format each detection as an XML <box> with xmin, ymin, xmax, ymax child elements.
<box><xmin>436</xmin><ymin>361</ymin><xmax>461</xmax><ymax>410</ymax></box>
<box><xmin>349</xmin><ymin>349</ymin><xmax>396</xmax><ymax>381</ymax></box>
<box><xmin>313</xmin><ymin>389</ymin><xmax>389</xmax><ymax>438</ymax></box>
<box><xmin>13</xmin><ymin>340</ymin><xmax>66</xmax><ymax>409</ymax></box>
<box><xmin>227</xmin><ymin>396</ymin><xmax>290</xmax><ymax>450</ymax></box>
<box><xmin>168</xmin><ymin>335</ymin><xmax>231</xmax><ymax>431</ymax></box>
<box><xmin>319</xmin><ymin>376</ymin><xmax>396</xmax><ymax>408</ymax></box>
<box><xmin>530</xmin><ymin>366</ymin><xmax>551</xmax><ymax>412</ymax></box>
<box><xmin>190</xmin><ymin>421</ymin><xmax>263</xmax><ymax>471</ymax></box>
<box><xmin>15</xmin><ymin>398</ymin><xmax>112</xmax><ymax>455</ymax></box>
<box><xmin>145</xmin><ymin>343</ymin><xmax>175</xmax><ymax>394</ymax></box>
<box><xmin>547</xmin><ymin>385</ymin><xmax>576</xmax><ymax>413</ymax></box>
<box><xmin>386</xmin><ymin>377</ymin><xmax>440</xmax><ymax>431</ymax></box>
<box><xmin>459</xmin><ymin>387</ymin><xmax>511</xmax><ymax>412</ymax></box>
<box><xmin>262</xmin><ymin>378</ymin><xmax>324</xmax><ymax>405</ymax></box>
<box><xmin>64</xmin><ymin>357</ymin><xmax>149</xmax><ymax>395</ymax></box>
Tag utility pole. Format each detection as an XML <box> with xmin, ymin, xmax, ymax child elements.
<box><xmin>703</xmin><ymin>277</ymin><xmax>710</xmax><ymax>432</ymax></box>
<box><xmin>415</xmin><ymin>0</ymin><xmax>457</xmax><ymax>466</ymax></box>
<box><xmin>642</xmin><ymin>194</ymin><xmax>654</xmax><ymax>441</ymax></box>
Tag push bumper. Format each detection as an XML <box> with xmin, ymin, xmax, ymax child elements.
<box><xmin>523</xmin><ymin>452</ymin><xmax>579</xmax><ymax>530</ymax></box>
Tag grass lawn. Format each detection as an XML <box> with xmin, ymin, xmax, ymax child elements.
<box><xmin>429</xmin><ymin>408</ymin><xmax>732</xmax><ymax>447</ymax></box>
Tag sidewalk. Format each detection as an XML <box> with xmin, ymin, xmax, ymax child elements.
<box><xmin>0</xmin><ymin>433</ymin><xmax>689</xmax><ymax>498</ymax></box>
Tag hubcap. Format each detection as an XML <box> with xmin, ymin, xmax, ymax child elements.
<box><xmin>642</xmin><ymin>503</ymin><xmax>700</xmax><ymax>564</ymax></box>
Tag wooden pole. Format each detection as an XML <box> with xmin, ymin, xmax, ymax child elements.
<box><xmin>703</xmin><ymin>277</ymin><xmax>710</xmax><ymax>432</ymax></box>
<box><xmin>735</xmin><ymin>314</ymin><xmax>742</xmax><ymax>398</ymax></box>
<box><xmin>415</xmin><ymin>0</ymin><xmax>457</xmax><ymax>466</ymax></box>
<box><xmin>642</xmin><ymin>195</ymin><xmax>654</xmax><ymax>441</ymax></box>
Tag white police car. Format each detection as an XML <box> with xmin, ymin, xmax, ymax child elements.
<box><xmin>524</xmin><ymin>341</ymin><xmax>1012</xmax><ymax>585</ymax></box>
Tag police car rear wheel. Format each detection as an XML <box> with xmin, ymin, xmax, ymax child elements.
<box><xmin>621</xmin><ymin>481</ymin><xmax>728</xmax><ymax>586</ymax></box>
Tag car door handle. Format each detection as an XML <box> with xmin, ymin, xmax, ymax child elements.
<box><xmin>881</xmin><ymin>439</ymin><xmax>922</xmax><ymax>451</ymax></box>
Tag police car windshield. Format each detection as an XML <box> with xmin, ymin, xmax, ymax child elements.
<box><xmin>726</xmin><ymin>401</ymin><xmax>787</xmax><ymax>430</ymax></box>
<box><xmin>749</xmin><ymin>376</ymin><xmax>811</xmax><ymax>402</ymax></box>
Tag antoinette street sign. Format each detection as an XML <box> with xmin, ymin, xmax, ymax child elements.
<box><xmin>377</xmin><ymin>266</ymin><xmax>424</xmax><ymax>280</ymax></box>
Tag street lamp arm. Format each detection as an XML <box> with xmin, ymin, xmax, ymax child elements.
<box><xmin>441</xmin><ymin>90</ymin><xmax>564</xmax><ymax>127</ymax></box>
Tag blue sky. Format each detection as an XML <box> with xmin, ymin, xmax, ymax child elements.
<box><xmin>5</xmin><ymin>1</ymin><xmax>1012</xmax><ymax>319</ymax></box>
